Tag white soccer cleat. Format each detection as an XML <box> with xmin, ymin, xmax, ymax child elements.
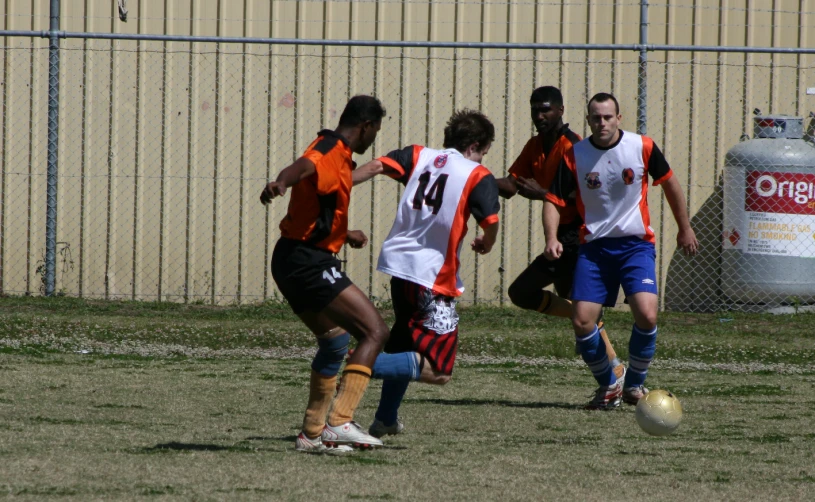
<box><xmin>295</xmin><ymin>431</ymin><xmax>353</xmax><ymax>455</ymax></box>
<box><xmin>368</xmin><ymin>417</ymin><xmax>405</xmax><ymax>438</ymax></box>
<box><xmin>322</xmin><ymin>421</ymin><xmax>384</xmax><ymax>449</ymax></box>
<box><xmin>585</xmin><ymin>379</ymin><xmax>623</xmax><ymax>410</ymax></box>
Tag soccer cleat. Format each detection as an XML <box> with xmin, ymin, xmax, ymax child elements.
<box><xmin>295</xmin><ymin>431</ymin><xmax>353</xmax><ymax>455</ymax></box>
<box><xmin>368</xmin><ymin>417</ymin><xmax>405</xmax><ymax>438</ymax></box>
<box><xmin>585</xmin><ymin>380</ymin><xmax>622</xmax><ymax>410</ymax></box>
<box><xmin>322</xmin><ymin>421</ymin><xmax>384</xmax><ymax>449</ymax></box>
<box><xmin>623</xmin><ymin>385</ymin><xmax>650</xmax><ymax>406</ymax></box>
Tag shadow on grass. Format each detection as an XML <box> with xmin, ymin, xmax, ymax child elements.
<box><xmin>135</xmin><ymin>442</ymin><xmax>259</xmax><ymax>453</ymax></box>
<box><xmin>407</xmin><ymin>397</ymin><xmax>582</xmax><ymax>410</ymax></box>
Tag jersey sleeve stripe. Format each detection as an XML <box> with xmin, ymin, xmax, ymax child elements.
<box><xmin>652</xmin><ymin>169</ymin><xmax>673</xmax><ymax>186</ymax></box>
<box><xmin>545</xmin><ymin>192</ymin><xmax>568</xmax><ymax>207</ymax></box>
<box><xmin>378</xmin><ymin>156</ymin><xmax>406</xmax><ymax>178</ymax></box>
<box><xmin>479</xmin><ymin>214</ymin><xmax>499</xmax><ymax>228</ymax></box>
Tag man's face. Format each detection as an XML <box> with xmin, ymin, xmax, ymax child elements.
<box><xmin>530</xmin><ymin>101</ymin><xmax>563</xmax><ymax>134</ymax></box>
<box><xmin>586</xmin><ymin>100</ymin><xmax>621</xmax><ymax>146</ymax></box>
<box><xmin>354</xmin><ymin>120</ymin><xmax>381</xmax><ymax>154</ymax></box>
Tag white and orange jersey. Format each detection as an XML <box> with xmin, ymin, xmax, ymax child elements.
<box><xmin>376</xmin><ymin>146</ymin><xmax>500</xmax><ymax>297</ymax></box>
<box><xmin>545</xmin><ymin>130</ymin><xmax>673</xmax><ymax>244</ymax></box>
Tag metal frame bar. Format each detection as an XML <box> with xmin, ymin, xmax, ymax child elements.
<box><xmin>2</xmin><ymin>30</ymin><xmax>815</xmax><ymax>54</ymax></box>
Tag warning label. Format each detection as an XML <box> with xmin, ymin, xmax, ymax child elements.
<box><xmin>744</xmin><ymin>171</ymin><xmax>815</xmax><ymax>257</ymax></box>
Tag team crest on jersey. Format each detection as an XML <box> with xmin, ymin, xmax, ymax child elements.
<box><xmin>434</xmin><ymin>154</ymin><xmax>448</xmax><ymax>168</ymax></box>
<box><xmin>585</xmin><ymin>172</ymin><xmax>602</xmax><ymax>190</ymax></box>
<box><xmin>622</xmin><ymin>168</ymin><xmax>635</xmax><ymax>185</ymax></box>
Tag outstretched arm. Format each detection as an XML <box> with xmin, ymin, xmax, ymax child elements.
<box><xmin>495</xmin><ymin>176</ymin><xmax>519</xmax><ymax>199</ymax></box>
<box><xmin>352</xmin><ymin>159</ymin><xmax>385</xmax><ymax>186</ymax></box>
<box><xmin>660</xmin><ymin>175</ymin><xmax>699</xmax><ymax>256</ymax></box>
<box><xmin>259</xmin><ymin>157</ymin><xmax>316</xmax><ymax>204</ymax></box>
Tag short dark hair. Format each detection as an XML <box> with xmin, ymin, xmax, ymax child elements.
<box><xmin>530</xmin><ymin>86</ymin><xmax>563</xmax><ymax>106</ymax></box>
<box><xmin>442</xmin><ymin>109</ymin><xmax>495</xmax><ymax>152</ymax></box>
<box><xmin>338</xmin><ymin>95</ymin><xmax>386</xmax><ymax>127</ymax></box>
<box><xmin>587</xmin><ymin>92</ymin><xmax>619</xmax><ymax>115</ymax></box>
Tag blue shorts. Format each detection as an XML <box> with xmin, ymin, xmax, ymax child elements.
<box><xmin>571</xmin><ymin>236</ymin><xmax>657</xmax><ymax>307</ymax></box>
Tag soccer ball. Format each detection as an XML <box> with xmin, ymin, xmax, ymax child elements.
<box><xmin>635</xmin><ymin>389</ymin><xmax>683</xmax><ymax>436</ymax></box>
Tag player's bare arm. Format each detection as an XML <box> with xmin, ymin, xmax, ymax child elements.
<box><xmin>542</xmin><ymin>200</ymin><xmax>563</xmax><ymax>261</ymax></box>
<box><xmin>352</xmin><ymin>159</ymin><xmax>384</xmax><ymax>186</ymax></box>
<box><xmin>495</xmin><ymin>176</ymin><xmax>519</xmax><ymax>198</ymax></box>
<box><xmin>259</xmin><ymin>157</ymin><xmax>317</xmax><ymax>204</ymax></box>
<box><xmin>660</xmin><ymin>175</ymin><xmax>699</xmax><ymax>256</ymax></box>
<box><xmin>515</xmin><ymin>176</ymin><xmax>548</xmax><ymax>200</ymax></box>
<box><xmin>352</xmin><ymin>159</ymin><xmax>403</xmax><ymax>186</ymax></box>
<box><xmin>470</xmin><ymin>222</ymin><xmax>499</xmax><ymax>255</ymax></box>
<box><xmin>346</xmin><ymin>229</ymin><xmax>368</xmax><ymax>249</ymax></box>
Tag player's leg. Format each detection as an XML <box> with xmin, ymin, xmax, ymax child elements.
<box><xmin>312</xmin><ymin>285</ymin><xmax>390</xmax><ymax>448</ymax></box>
<box><xmin>507</xmin><ymin>254</ymin><xmax>570</xmax><ymax>317</ymax></box>
<box><xmin>270</xmin><ymin>239</ymin><xmax>358</xmax><ymax>453</ymax></box>
<box><xmin>369</xmin><ymin>277</ymin><xmax>417</xmax><ymax>437</ymax></box>
<box><xmin>271</xmin><ymin>238</ymin><xmax>388</xmax><ymax>449</ymax></box>
<box><xmin>571</xmin><ymin>240</ymin><xmax>623</xmax><ymax>409</ymax></box>
<box><xmin>553</xmin><ymin>248</ymin><xmax>624</xmax><ymax>381</ymax></box>
<box><xmin>618</xmin><ymin>238</ymin><xmax>659</xmax><ymax>405</ymax></box>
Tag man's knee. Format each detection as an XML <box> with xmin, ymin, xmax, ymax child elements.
<box><xmin>507</xmin><ymin>279</ymin><xmax>526</xmax><ymax>307</ymax></box>
<box><xmin>635</xmin><ymin>312</ymin><xmax>658</xmax><ymax>331</ymax></box>
<box><xmin>572</xmin><ymin>316</ymin><xmax>595</xmax><ymax>334</ymax></box>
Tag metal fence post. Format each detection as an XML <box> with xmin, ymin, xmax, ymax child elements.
<box><xmin>45</xmin><ymin>0</ymin><xmax>60</xmax><ymax>296</ymax></box>
<box><xmin>637</xmin><ymin>0</ymin><xmax>648</xmax><ymax>135</ymax></box>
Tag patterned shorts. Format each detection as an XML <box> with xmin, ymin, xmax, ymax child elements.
<box><xmin>385</xmin><ymin>277</ymin><xmax>460</xmax><ymax>375</ymax></box>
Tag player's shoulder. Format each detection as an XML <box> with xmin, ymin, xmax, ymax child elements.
<box><xmin>309</xmin><ymin>129</ymin><xmax>347</xmax><ymax>155</ymax></box>
<box><xmin>559</xmin><ymin>125</ymin><xmax>582</xmax><ymax>146</ymax></box>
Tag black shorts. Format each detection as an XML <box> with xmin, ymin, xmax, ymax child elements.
<box><xmin>384</xmin><ymin>277</ymin><xmax>459</xmax><ymax>375</ymax></box>
<box><xmin>271</xmin><ymin>238</ymin><xmax>353</xmax><ymax>314</ymax></box>
<box><xmin>519</xmin><ymin>246</ymin><xmax>579</xmax><ymax>298</ymax></box>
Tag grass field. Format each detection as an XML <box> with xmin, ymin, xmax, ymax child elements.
<box><xmin>2</xmin><ymin>297</ymin><xmax>815</xmax><ymax>500</ymax></box>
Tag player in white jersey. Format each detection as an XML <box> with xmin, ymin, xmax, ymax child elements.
<box><xmin>543</xmin><ymin>92</ymin><xmax>698</xmax><ymax>409</ymax></box>
<box><xmin>352</xmin><ymin>109</ymin><xmax>500</xmax><ymax>437</ymax></box>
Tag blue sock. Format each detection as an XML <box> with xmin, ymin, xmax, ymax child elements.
<box><xmin>375</xmin><ymin>379</ymin><xmax>410</xmax><ymax>426</ymax></box>
<box><xmin>311</xmin><ymin>332</ymin><xmax>350</xmax><ymax>377</ymax></box>
<box><xmin>576</xmin><ymin>325</ymin><xmax>615</xmax><ymax>386</ymax></box>
<box><xmin>371</xmin><ymin>352</ymin><xmax>421</xmax><ymax>381</ymax></box>
<box><xmin>625</xmin><ymin>324</ymin><xmax>657</xmax><ymax>388</ymax></box>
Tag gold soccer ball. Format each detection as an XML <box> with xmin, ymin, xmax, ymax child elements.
<box><xmin>635</xmin><ymin>389</ymin><xmax>683</xmax><ymax>436</ymax></box>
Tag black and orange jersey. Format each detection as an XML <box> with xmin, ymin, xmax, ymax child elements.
<box><xmin>279</xmin><ymin>129</ymin><xmax>355</xmax><ymax>253</ymax></box>
<box><xmin>508</xmin><ymin>125</ymin><xmax>581</xmax><ymax>226</ymax></box>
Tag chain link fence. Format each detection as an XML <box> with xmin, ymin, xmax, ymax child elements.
<box><xmin>1</xmin><ymin>35</ymin><xmax>814</xmax><ymax>311</ymax></box>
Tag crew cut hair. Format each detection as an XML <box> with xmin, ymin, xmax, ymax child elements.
<box><xmin>587</xmin><ymin>92</ymin><xmax>620</xmax><ymax>115</ymax></box>
<box><xmin>530</xmin><ymin>86</ymin><xmax>563</xmax><ymax>106</ymax></box>
<box><xmin>338</xmin><ymin>95</ymin><xmax>387</xmax><ymax>127</ymax></box>
<box><xmin>442</xmin><ymin>109</ymin><xmax>495</xmax><ymax>152</ymax></box>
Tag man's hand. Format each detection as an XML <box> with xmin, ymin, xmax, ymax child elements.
<box><xmin>260</xmin><ymin>181</ymin><xmax>286</xmax><ymax>205</ymax></box>
<box><xmin>677</xmin><ymin>227</ymin><xmax>699</xmax><ymax>256</ymax></box>
<box><xmin>516</xmin><ymin>177</ymin><xmax>548</xmax><ymax>200</ymax></box>
<box><xmin>346</xmin><ymin>230</ymin><xmax>369</xmax><ymax>249</ymax></box>
<box><xmin>543</xmin><ymin>240</ymin><xmax>563</xmax><ymax>261</ymax></box>
<box><xmin>470</xmin><ymin>235</ymin><xmax>493</xmax><ymax>255</ymax></box>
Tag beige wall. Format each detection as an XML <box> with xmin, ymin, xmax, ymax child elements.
<box><xmin>1</xmin><ymin>1</ymin><xmax>813</xmax><ymax>309</ymax></box>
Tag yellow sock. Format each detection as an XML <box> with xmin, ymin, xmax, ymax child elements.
<box><xmin>598</xmin><ymin>321</ymin><xmax>625</xmax><ymax>380</ymax></box>
<box><xmin>537</xmin><ymin>290</ymin><xmax>573</xmax><ymax>318</ymax></box>
<box><xmin>327</xmin><ymin>364</ymin><xmax>372</xmax><ymax>427</ymax></box>
<box><xmin>302</xmin><ymin>370</ymin><xmax>337</xmax><ymax>439</ymax></box>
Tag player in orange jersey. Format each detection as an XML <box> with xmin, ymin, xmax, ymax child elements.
<box><xmin>260</xmin><ymin>95</ymin><xmax>389</xmax><ymax>453</ymax></box>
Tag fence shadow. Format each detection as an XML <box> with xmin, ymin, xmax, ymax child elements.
<box><xmin>663</xmin><ymin>182</ymin><xmax>723</xmax><ymax>313</ymax></box>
